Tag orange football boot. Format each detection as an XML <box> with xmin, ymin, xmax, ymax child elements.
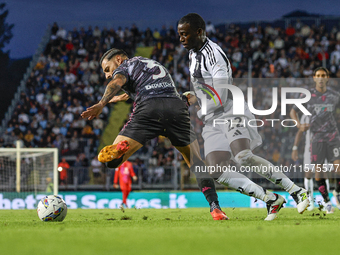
<box><xmin>210</xmin><ymin>208</ymin><xmax>229</xmax><ymax>220</ymax></box>
<box><xmin>98</xmin><ymin>140</ymin><xmax>130</xmax><ymax>163</ymax></box>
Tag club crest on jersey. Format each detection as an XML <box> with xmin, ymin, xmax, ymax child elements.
<box><xmin>197</xmin><ymin>82</ymin><xmax>223</xmax><ymax>106</ymax></box>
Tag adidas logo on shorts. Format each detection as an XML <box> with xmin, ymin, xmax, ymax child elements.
<box><xmin>233</xmin><ymin>130</ymin><xmax>242</xmax><ymax>137</ymax></box>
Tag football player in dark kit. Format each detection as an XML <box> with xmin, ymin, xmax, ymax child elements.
<box><xmin>81</xmin><ymin>48</ymin><xmax>228</xmax><ymax>220</ymax></box>
<box><xmin>290</xmin><ymin>67</ymin><xmax>340</xmax><ymax>212</ymax></box>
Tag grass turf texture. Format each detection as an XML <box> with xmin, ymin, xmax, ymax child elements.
<box><xmin>0</xmin><ymin>208</ymin><xmax>338</xmax><ymax>255</ymax></box>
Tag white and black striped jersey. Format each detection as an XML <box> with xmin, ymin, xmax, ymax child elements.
<box><xmin>189</xmin><ymin>38</ymin><xmax>232</xmax><ymax>119</ymax></box>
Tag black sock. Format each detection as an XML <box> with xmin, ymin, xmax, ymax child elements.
<box><xmin>196</xmin><ymin>177</ymin><xmax>218</xmax><ymax>204</ymax></box>
<box><xmin>190</xmin><ymin>161</ymin><xmax>219</xmax><ymax>205</ymax></box>
<box><xmin>335</xmin><ymin>178</ymin><xmax>340</xmax><ymax>193</ymax></box>
<box><xmin>106</xmin><ymin>155</ymin><xmax>124</xmax><ymax>168</ymax></box>
<box><xmin>209</xmin><ymin>201</ymin><xmax>221</xmax><ymax>212</ymax></box>
<box><xmin>316</xmin><ymin>179</ymin><xmax>330</xmax><ymax>203</ymax></box>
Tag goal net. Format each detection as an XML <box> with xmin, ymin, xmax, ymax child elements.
<box><xmin>0</xmin><ymin>142</ymin><xmax>58</xmax><ymax>207</ymax></box>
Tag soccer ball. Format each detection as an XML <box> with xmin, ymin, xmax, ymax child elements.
<box><xmin>37</xmin><ymin>195</ymin><xmax>68</xmax><ymax>222</ymax></box>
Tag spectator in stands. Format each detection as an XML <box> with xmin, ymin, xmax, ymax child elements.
<box><xmin>91</xmin><ymin>156</ymin><xmax>103</xmax><ymax>184</ymax></box>
<box><xmin>154</xmin><ymin>162</ymin><xmax>165</xmax><ymax>184</ymax></box>
<box><xmin>285</xmin><ymin>24</ymin><xmax>296</xmax><ymax>37</ymax></box>
<box><xmin>206</xmin><ymin>21</ymin><xmax>216</xmax><ymax>36</ymax></box>
<box><xmin>24</xmin><ymin>130</ymin><xmax>34</xmax><ymax>147</ymax></box>
<box><xmin>57</xmin><ymin>27</ymin><xmax>67</xmax><ymax>40</ymax></box>
<box><xmin>51</xmin><ymin>22</ymin><xmax>59</xmax><ymax>37</ymax></box>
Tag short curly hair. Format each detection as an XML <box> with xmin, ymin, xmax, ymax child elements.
<box><xmin>178</xmin><ymin>13</ymin><xmax>206</xmax><ymax>32</ymax></box>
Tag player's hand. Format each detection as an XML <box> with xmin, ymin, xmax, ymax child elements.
<box><xmin>299</xmin><ymin>123</ymin><xmax>310</xmax><ymax>132</ymax></box>
<box><xmin>114</xmin><ymin>184</ymin><xmax>119</xmax><ymax>189</ymax></box>
<box><xmin>183</xmin><ymin>91</ymin><xmax>197</xmax><ymax>105</ymax></box>
<box><xmin>291</xmin><ymin>149</ymin><xmax>298</xmax><ymax>161</ymax></box>
<box><xmin>109</xmin><ymin>93</ymin><xmax>129</xmax><ymax>103</ymax></box>
<box><xmin>81</xmin><ymin>103</ymin><xmax>104</xmax><ymax>120</ymax></box>
<box><xmin>132</xmin><ymin>176</ymin><xmax>137</xmax><ymax>182</ymax></box>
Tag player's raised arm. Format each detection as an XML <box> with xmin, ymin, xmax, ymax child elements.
<box><xmin>100</xmin><ymin>74</ymin><xmax>127</xmax><ymax>105</ymax></box>
<box><xmin>81</xmin><ymin>74</ymin><xmax>127</xmax><ymax>120</ymax></box>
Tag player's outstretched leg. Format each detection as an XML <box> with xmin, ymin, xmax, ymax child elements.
<box><xmin>176</xmin><ymin>142</ymin><xmax>228</xmax><ymax>220</ymax></box>
<box><xmin>217</xmin><ymin>171</ymin><xmax>286</xmax><ymax>220</ymax></box>
<box><xmin>100</xmin><ymin>136</ymin><xmax>143</xmax><ymax>168</ymax></box>
<box><xmin>193</xmin><ymin>164</ymin><xmax>229</xmax><ymax>220</ymax></box>
<box><xmin>234</xmin><ymin>149</ymin><xmax>310</xmax><ymax>214</ymax></box>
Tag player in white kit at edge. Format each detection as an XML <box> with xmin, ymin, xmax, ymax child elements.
<box><xmin>178</xmin><ymin>13</ymin><xmax>310</xmax><ymax>218</ymax></box>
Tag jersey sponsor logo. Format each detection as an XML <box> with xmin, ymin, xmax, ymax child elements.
<box><xmin>145</xmin><ymin>82</ymin><xmax>174</xmax><ymax>90</ymax></box>
<box><xmin>313</xmin><ymin>104</ymin><xmax>334</xmax><ymax>114</ymax></box>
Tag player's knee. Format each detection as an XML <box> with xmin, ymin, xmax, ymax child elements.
<box><xmin>106</xmin><ymin>157</ymin><xmax>124</xmax><ymax>168</ymax></box>
<box><xmin>234</xmin><ymin>149</ymin><xmax>254</xmax><ymax>166</ymax></box>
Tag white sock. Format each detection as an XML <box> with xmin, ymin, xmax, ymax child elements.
<box><xmin>217</xmin><ymin>171</ymin><xmax>276</xmax><ymax>203</ymax></box>
<box><xmin>304</xmin><ymin>178</ymin><xmax>310</xmax><ymax>191</ymax></box>
<box><xmin>309</xmin><ymin>178</ymin><xmax>314</xmax><ymax>204</ymax></box>
<box><xmin>304</xmin><ymin>178</ymin><xmax>314</xmax><ymax>204</ymax></box>
<box><xmin>234</xmin><ymin>149</ymin><xmax>300</xmax><ymax>194</ymax></box>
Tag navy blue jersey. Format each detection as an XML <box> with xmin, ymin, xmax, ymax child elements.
<box><xmin>294</xmin><ymin>87</ymin><xmax>340</xmax><ymax>142</ymax></box>
<box><xmin>113</xmin><ymin>57</ymin><xmax>179</xmax><ymax>105</ymax></box>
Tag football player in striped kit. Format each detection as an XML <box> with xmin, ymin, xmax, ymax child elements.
<box><xmin>178</xmin><ymin>13</ymin><xmax>310</xmax><ymax>219</ymax></box>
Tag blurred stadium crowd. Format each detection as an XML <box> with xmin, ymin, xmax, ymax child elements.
<box><xmin>1</xmin><ymin>18</ymin><xmax>340</xmax><ymax>189</ymax></box>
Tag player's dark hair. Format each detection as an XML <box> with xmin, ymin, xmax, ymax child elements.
<box><xmin>313</xmin><ymin>67</ymin><xmax>330</xmax><ymax>77</ymax></box>
<box><xmin>100</xmin><ymin>48</ymin><xmax>128</xmax><ymax>65</ymax></box>
<box><xmin>178</xmin><ymin>13</ymin><xmax>206</xmax><ymax>32</ymax></box>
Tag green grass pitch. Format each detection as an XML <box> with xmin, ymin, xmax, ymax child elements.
<box><xmin>0</xmin><ymin>207</ymin><xmax>338</xmax><ymax>255</ymax></box>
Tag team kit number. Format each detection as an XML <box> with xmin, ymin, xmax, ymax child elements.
<box><xmin>227</xmin><ymin>117</ymin><xmax>244</xmax><ymax>132</ymax></box>
<box><xmin>141</xmin><ymin>59</ymin><xmax>167</xmax><ymax>79</ymax></box>
<box><xmin>333</xmin><ymin>147</ymin><xmax>340</xmax><ymax>158</ymax></box>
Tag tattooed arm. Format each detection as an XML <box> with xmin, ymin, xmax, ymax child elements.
<box><xmin>81</xmin><ymin>74</ymin><xmax>127</xmax><ymax>120</ymax></box>
<box><xmin>109</xmin><ymin>93</ymin><xmax>130</xmax><ymax>103</ymax></box>
<box><xmin>99</xmin><ymin>74</ymin><xmax>127</xmax><ymax>106</ymax></box>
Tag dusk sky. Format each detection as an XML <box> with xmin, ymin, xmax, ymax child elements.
<box><xmin>3</xmin><ymin>0</ymin><xmax>340</xmax><ymax>59</ymax></box>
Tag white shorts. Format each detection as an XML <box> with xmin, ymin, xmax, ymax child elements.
<box><xmin>202</xmin><ymin>104</ymin><xmax>262</xmax><ymax>158</ymax></box>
